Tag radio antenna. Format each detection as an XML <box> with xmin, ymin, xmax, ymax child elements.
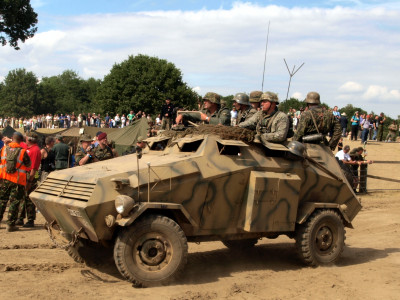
<box><xmin>284</xmin><ymin>58</ymin><xmax>304</xmax><ymax>100</ymax></box>
<box><xmin>261</xmin><ymin>21</ymin><xmax>271</xmax><ymax>91</ymax></box>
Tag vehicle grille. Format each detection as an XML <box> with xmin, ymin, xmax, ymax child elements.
<box><xmin>35</xmin><ymin>177</ymin><xmax>95</xmax><ymax>202</ymax></box>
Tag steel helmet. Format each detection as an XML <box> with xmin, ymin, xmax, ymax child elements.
<box><xmin>249</xmin><ymin>91</ymin><xmax>263</xmax><ymax>103</ymax></box>
<box><xmin>305</xmin><ymin>92</ymin><xmax>320</xmax><ymax>104</ymax></box>
<box><xmin>260</xmin><ymin>91</ymin><xmax>279</xmax><ymax>103</ymax></box>
<box><xmin>233</xmin><ymin>93</ymin><xmax>250</xmax><ymax>106</ymax></box>
<box><xmin>203</xmin><ymin>92</ymin><xmax>221</xmax><ymax>105</ymax></box>
<box><xmin>286</xmin><ymin>141</ymin><xmax>305</xmax><ymax>158</ymax></box>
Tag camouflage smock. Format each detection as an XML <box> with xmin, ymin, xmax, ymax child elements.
<box><xmin>237</xmin><ymin>107</ymin><xmax>258</xmax><ymax>125</ymax></box>
<box><xmin>293</xmin><ymin>106</ymin><xmax>341</xmax><ymax>150</ymax></box>
<box><xmin>75</xmin><ymin>147</ymin><xmax>95</xmax><ymax>165</ymax></box>
<box><xmin>182</xmin><ymin>107</ymin><xmax>231</xmax><ymax>126</ymax></box>
<box><xmin>239</xmin><ymin>108</ymin><xmax>289</xmax><ymax>143</ymax></box>
<box><xmin>93</xmin><ymin>145</ymin><xmax>114</xmax><ymax>161</ymax></box>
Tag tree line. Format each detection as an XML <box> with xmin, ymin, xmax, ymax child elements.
<box><xmin>0</xmin><ymin>55</ymin><xmax>199</xmax><ymax>118</ymax></box>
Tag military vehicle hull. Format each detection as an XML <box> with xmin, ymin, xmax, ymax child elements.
<box><xmin>30</xmin><ymin>133</ymin><xmax>361</xmax><ymax>286</ymax></box>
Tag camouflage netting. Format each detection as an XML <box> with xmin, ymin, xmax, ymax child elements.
<box><xmin>160</xmin><ymin>125</ymin><xmax>255</xmax><ymax>143</ymax></box>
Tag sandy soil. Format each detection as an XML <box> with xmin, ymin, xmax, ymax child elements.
<box><xmin>0</xmin><ymin>139</ymin><xmax>399</xmax><ymax>300</ymax></box>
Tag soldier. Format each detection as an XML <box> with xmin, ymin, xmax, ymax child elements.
<box><xmin>53</xmin><ymin>135</ymin><xmax>70</xmax><ymax>170</ymax></box>
<box><xmin>93</xmin><ymin>132</ymin><xmax>114</xmax><ymax>161</ymax></box>
<box><xmin>17</xmin><ymin>132</ymin><xmax>41</xmax><ymax>227</ymax></box>
<box><xmin>293</xmin><ymin>92</ymin><xmax>341</xmax><ymax>151</ymax></box>
<box><xmin>161</xmin><ymin>99</ymin><xmax>174</xmax><ymax>130</ymax></box>
<box><xmin>385</xmin><ymin>121</ymin><xmax>398</xmax><ymax>142</ymax></box>
<box><xmin>75</xmin><ymin>134</ymin><xmax>96</xmax><ymax>166</ymax></box>
<box><xmin>249</xmin><ymin>91</ymin><xmax>262</xmax><ymax>111</ymax></box>
<box><xmin>239</xmin><ymin>91</ymin><xmax>289</xmax><ymax>144</ymax></box>
<box><xmin>0</xmin><ymin>132</ymin><xmax>31</xmax><ymax>232</ymax></box>
<box><xmin>233</xmin><ymin>93</ymin><xmax>257</xmax><ymax>125</ymax></box>
<box><xmin>176</xmin><ymin>92</ymin><xmax>230</xmax><ymax>126</ymax></box>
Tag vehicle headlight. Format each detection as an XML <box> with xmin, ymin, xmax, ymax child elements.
<box><xmin>115</xmin><ymin>195</ymin><xmax>135</xmax><ymax>216</ymax></box>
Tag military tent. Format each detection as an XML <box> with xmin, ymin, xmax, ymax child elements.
<box><xmin>108</xmin><ymin>118</ymin><xmax>149</xmax><ymax>155</ymax></box>
<box><xmin>1</xmin><ymin>125</ymin><xmax>16</xmax><ymax>138</ymax></box>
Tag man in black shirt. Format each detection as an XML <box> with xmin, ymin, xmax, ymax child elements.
<box><xmin>161</xmin><ymin>99</ymin><xmax>174</xmax><ymax>130</ymax></box>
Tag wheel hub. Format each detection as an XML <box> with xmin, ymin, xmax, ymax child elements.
<box><xmin>316</xmin><ymin>226</ymin><xmax>333</xmax><ymax>251</ymax></box>
<box><xmin>139</xmin><ymin>239</ymin><xmax>167</xmax><ymax>266</ymax></box>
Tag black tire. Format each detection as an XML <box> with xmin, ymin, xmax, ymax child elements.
<box><xmin>114</xmin><ymin>215</ymin><xmax>188</xmax><ymax>287</ymax></box>
<box><xmin>66</xmin><ymin>240</ymin><xmax>113</xmax><ymax>266</ymax></box>
<box><xmin>222</xmin><ymin>238</ymin><xmax>258</xmax><ymax>251</ymax></box>
<box><xmin>296</xmin><ymin>209</ymin><xmax>345</xmax><ymax>266</ymax></box>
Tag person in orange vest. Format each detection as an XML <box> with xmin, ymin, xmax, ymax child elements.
<box><xmin>16</xmin><ymin>132</ymin><xmax>41</xmax><ymax>228</ymax></box>
<box><xmin>0</xmin><ymin>132</ymin><xmax>31</xmax><ymax>232</ymax></box>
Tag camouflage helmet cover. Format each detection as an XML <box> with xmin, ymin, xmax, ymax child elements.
<box><xmin>249</xmin><ymin>90</ymin><xmax>263</xmax><ymax>103</ymax></box>
<box><xmin>80</xmin><ymin>134</ymin><xmax>92</xmax><ymax>143</ymax></box>
<box><xmin>260</xmin><ymin>91</ymin><xmax>279</xmax><ymax>103</ymax></box>
<box><xmin>233</xmin><ymin>92</ymin><xmax>250</xmax><ymax>106</ymax></box>
<box><xmin>305</xmin><ymin>91</ymin><xmax>320</xmax><ymax>104</ymax></box>
<box><xmin>203</xmin><ymin>92</ymin><xmax>221</xmax><ymax>104</ymax></box>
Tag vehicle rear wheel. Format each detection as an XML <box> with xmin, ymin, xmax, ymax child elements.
<box><xmin>114</xmin><ymin>215</ymin><xmax>188</xmax><ymax>287</ymax></box>
<box><xmin>222</xmin><ymin>238</ymin><xmax>258</xmax><ymax>251</ymax></box>
<box><xmin>296</xmin><ymin>209</ymin><xmax>345</xmax><ymax>266</ymax></box>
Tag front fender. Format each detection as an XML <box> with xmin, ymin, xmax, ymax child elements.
<box><xmin>296</xmin><ymin>202</ymin><xmax>353</xmax><ymax>228</ymax></box>
<box><xmin>115</xmin><ymin>202</ymin><xmax>198</xmax><ymax>228</ymax></box>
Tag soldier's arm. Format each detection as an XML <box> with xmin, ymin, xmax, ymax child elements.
<box><xmin>176</xmin><ymin>111</ymin><xmax>203</xmax><ymax>124</ymax></box>
<box><xmin>261</xmin><ymin>114</ymin><xmax>289</xmax><ymax>143</ymax></box>
<box><xmin>329</xmin><ymin>118</ymin><xmax>342</xmax><ymax>150</ymax></box>
<box><xmin>238</xmin><ymin>112</ymin><xmax>259</xmax><ymax>130</ymax></box>
<box><xmin>293</xmin><ymin>115</ymin><xmax>306</xmax><ymax>141</ymax></box>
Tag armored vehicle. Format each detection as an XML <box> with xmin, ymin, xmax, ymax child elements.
<box><xmin>30</xmin><ymin>126</ymin><xmax>362</xmax><ymax>287</ymax></box>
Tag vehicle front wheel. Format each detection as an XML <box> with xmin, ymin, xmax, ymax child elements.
<box><xmin>114</xmin><ymin>215</ymin><xmax>188</xmax><ymax>287</ymax></box>
<box><xmin>296</xmin><ymin>209</ymin><xmax>345</xmax><ymax>266</ymax></box>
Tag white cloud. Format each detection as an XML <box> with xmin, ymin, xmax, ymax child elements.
<box><xmin>291</xmin><ymin>92</ymin><xmax>304</xmax><ymax>100</ymax></box>
<box><xmin>362</xmin><ymin>85</ymin><xmax>400</xmax><ymax>101</ymax></box>
<box><xmin>1</xmin><ymin>3</ymin><xmax>400</xmax><ymax>117</ymax></box>
<box><xmin>339</xmin><ymin>81</ymin><xmax>364</xmax><ymax>93</ymax></box>
<box><xmin>192</xmin><ymin>86</ymin><xmax>201</xmax><ymax>94</ymax></box>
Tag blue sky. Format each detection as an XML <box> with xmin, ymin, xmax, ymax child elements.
<box><xmin>1</xmin><ymin>0</ymin><xmax>399</xmax><ymax>117</ymax></box>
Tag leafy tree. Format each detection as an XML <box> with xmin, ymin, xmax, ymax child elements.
<box><xmin>95</xmin><ymin>54</ymin><xmax>198</xmax><ymax>116</ymax></box>
<box><xmin>38</xmin><ymin>70</ymin><xmax>99</xmax><ymax>114</ymax></box>
<box><xmin>278</xmin><ymin>98</ymin><xmax>305</xmax><ymax>113</ymax></box>
<box><xmin>0</xmin><ymin>0</ymin><xmax>38</xmax><ymax>50</ymax></box>
<box><xmin>221</xmin><ymin>95</ymin><xmax>234</xmax><ymax>109</ymax></box>
<box><xmin>0</xmin><ymin>68</ymin><xmax>38</xmax><ymax>117</ymax></box>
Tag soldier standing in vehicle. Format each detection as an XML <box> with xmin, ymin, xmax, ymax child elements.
<box><xmin>93</xmin><ymin>132</ymin><xmax>114</xmax><ymax>161</ymax></box>
<box><xmin>239</xmin><ymin>91</ymin><xmax>290</xmax><ymax>144</ymax></box>
<box><xmin>293</xmin><ymin>92</ymin><xmax>341</xmax><ymax>151</ymax></box>
<box><xmin>175</xmin><ymin>92</ymin><xmax>230</xmax><ymax>126</ymax></box>
<box><xmin>75</xmin><ymin>134</ymin><xmax>96</xmax><ymax>166</ymax></box>
<box><xmin>249</xmin><ymin>91</ymin><xmax>262</xmax><ymax>111</ymax></box>
<box><xmin>0</xmin><ymin>132</ymin><xmax>31</xmax><ymax>232</ymax></box>
<box><xmin>233</xmin><ymin>93</ymin><xmax>257</xmax><ymax>125</ymax></box>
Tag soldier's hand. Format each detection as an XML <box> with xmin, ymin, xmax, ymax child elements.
<box><xmin>200</xmin><ymin>113</ymin><xmax>208</xmax><ymax>121</ymax></box>
<box><xmin>175</xmin><ymin>115</ymin><xmax>183</xmax><ymax>124</ymax></box>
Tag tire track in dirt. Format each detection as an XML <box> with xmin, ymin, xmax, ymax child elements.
<box><xmin>1</xmin><ymin>262</ymin><xmax>82</xmax><ymax>272</ymax></box>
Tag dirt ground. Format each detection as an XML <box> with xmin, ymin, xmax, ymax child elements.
<box><xmin>0</xmin><ymin>139</ymin><xmax>399</xmax><ymax>300</ymax></box>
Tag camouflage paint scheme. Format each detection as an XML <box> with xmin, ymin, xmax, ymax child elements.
<box><xmin>30</xmin><ymin>133</ymin><xmax>361</xmax><ymax>245</ymax></box>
